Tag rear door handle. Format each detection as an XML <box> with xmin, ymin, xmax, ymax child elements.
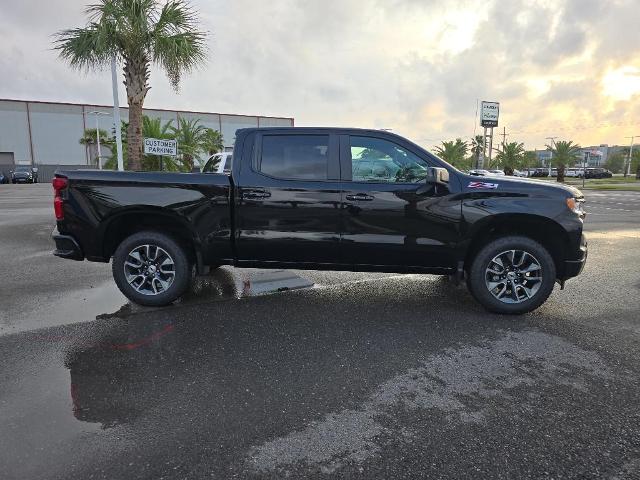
<box><xmin>243</xmin><ymin>189</ymin><xmax>271</xmax><ymax>200</ymax></box>
<box><xmin>346</xmin><ymin>193</ymin><xmax>374</xmax><ymax>201</ymax></box>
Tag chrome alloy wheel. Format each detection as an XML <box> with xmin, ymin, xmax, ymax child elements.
<box><xmin>484</xmin><ymin>249</ymin><xmax>542</xmax><ymax>304</ymax></box>
<box><xmin>123</xmin><ymin>244</ymin><xmax>176</xmax><ymax>296</ymax></box>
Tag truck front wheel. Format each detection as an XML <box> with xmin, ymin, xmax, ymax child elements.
<box><xmin>112</xmin><ymin>231</ymin><xmax>192</xmax><ymax>307</ymax></box>
<box><xmin>466</xmin><ymin>236</ymin><xmax>556</xmax><ymax>314</ymax></box>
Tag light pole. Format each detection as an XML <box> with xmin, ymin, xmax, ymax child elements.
<box><xmin>111</xmin><ymin>57</ymin><xmax>124</xmax><ymax>171</ymax></box>
<box><xmin>545</xmin><ymin>137</ymin><xmax>558</xmax><ymax>176</ymax></box>
<box><xmin>582</xmin><ymin>152</ymin><xmax>589</xmax><ymax>189</ymax></box>
<box><xmin>624</xmin><ymin>135</ymin><xmax>639</xmax><ymax>177</ymax></box>
<box><xmin>88</xmin><ymin>111</ymin><xmax>110</xmax><ymax>169</ymax></box>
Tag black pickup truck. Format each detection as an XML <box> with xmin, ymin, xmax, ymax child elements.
<box><xmin>52</xmin><ymin>128</ymin><xmax>587</xmax><ymax>314</ymax></box>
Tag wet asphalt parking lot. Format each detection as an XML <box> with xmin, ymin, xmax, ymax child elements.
<box><xmin>1</xmin><ymin>184</ymin><xmax>639</xmax><ymax>479</ymax></box>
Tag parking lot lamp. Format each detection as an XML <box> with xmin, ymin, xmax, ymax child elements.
<box><xmin>624</xmin><ymin>135</ymin><xmax>639</xmax><ymax>177</ymax></box>
<box><xmin>88</xmin><ymin>111</ymin><xmax>109</xmax><ymax>169</ymax></box>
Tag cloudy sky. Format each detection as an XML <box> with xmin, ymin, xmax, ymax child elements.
<box><xmin>1</xmin><ymin>0</ymin><xmax>639</xmax><ymax>150</ymax></box>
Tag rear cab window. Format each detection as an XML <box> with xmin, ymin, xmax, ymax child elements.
<box><xmin>203</xmin><ymin>154</ymin><xmax>221</xmax><ymax>173</ymax></box>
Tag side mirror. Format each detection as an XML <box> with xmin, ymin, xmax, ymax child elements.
<box><xmin>426</xmin><ymin>167</ymin><xmax>449</xmax><ymax>185</ymax></box>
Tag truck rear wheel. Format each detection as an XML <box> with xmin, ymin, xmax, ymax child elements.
<box><xmin>466</xmin><ymin>236</ymin><xmax>556</xmax><ymax>314</ymax></box>
<box><xmin>112</xmin><ymin>231</ymin><xmax>192</xmax><ymax>307</ymax></box>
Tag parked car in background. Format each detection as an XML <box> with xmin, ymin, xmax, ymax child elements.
<box><xmin>0</xmin><ymin>171</ymin><xmax>8</xmax><ymax>184</ymax></box>
<box><xmin>202</xmin><ymin>152</ymin><xmax>232</xmax><ymax>175</ymax></box>
<box><xmin>512</xmin><ymin>169</ymin><xmax>527</xmax><ymax>177</ymax></box>
<box><xmin>11</xmin><ymin>165</ymin><xmax>35</xmax><ymax>183</ymax></box>
<box><xmin>469</xmin><ymin>169</ymin><xmax>490</xmax><ymax>176</ymax></box>
<box><xmin>487</xmin><ymin>169</ymin><xmax>506</xmax><ymax>176</ymax></box>
<box><xmin>585</xmin><ymin>168</ymin><xmax>612</xmax><ymax>179</ymax></box>
<box><xmin>531</xmin><ymin>168</ymin><xmax>548</xmax><ymax>177</ymax></box>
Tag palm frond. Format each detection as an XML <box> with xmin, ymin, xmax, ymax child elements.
<box><xmin>53</xmin><ymin>24</ymin><xmax>116</xmax><ymax>70</ymax></box>
<box><xmin>154</xmin><ymin>0</ymin><xmax>198</xmax><ymax>35</ymax></box>
<box><xmin>153</xmin><ymin>31</ymin><xmax>207</xmax><ymax>89</ymax></box>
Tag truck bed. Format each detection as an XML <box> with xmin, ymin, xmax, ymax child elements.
<box><xmin>55</xmin><ymin>169</ymin><xmax>232</xmax><ymax>265</ymax></box>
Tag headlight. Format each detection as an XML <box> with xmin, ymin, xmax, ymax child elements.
<box><xmin>566</xmin><ymin>197</ymin><xmax>584</xmax><ymax>215</ymax></box>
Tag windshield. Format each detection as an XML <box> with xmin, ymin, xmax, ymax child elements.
<box><xmin>15</xmin><ymin>166</ymin><xmax>31</xmax><ymax>172</ymax></box>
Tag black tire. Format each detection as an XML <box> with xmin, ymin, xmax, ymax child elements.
<box><xmin>112</xmin><ymin>231</ymin><xmax>192</xmax><ymax>307</ymax></box>
<box><xmin>466</xmin><ymin>236</ymin><xmax>556</xmax><ymax>314</ymax></box>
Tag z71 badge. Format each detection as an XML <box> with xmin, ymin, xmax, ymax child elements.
<box><xmin>468</xmin><ymin>181</ymin><xmax>499</xmax><ymax>189</ymax></box>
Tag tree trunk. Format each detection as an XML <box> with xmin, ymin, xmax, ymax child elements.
<box><xmin>127</xmin><ymin>101</ymin><xmax>143</xmax><ymax>170</ymax></box>
<box><xmin>557</xmin><ymin>164</ymin><xmax>565</xmax><ymax>183</ymax></box>
<box><xmin>123</xmin><ymin>56</ymin><xmax>150</xmax><ymax>171</ymax></box>
<box><xmin>183</xmin><ymin>153</ymin><xmax>194</xmax><ymax>172</ymax></box>
<box><xmin>504</xmin><ymin>166</ymin><xmax>514</xmax><ymax>176</ymax></box>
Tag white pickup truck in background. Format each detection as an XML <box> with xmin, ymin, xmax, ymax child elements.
<box><xmin>202</xmin><ymin>152</ymin><xmax>232</xmax><ymax>174</ymax></box>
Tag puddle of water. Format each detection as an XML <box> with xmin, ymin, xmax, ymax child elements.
<box><xmin>0</xmin><ymin>282</ymin><xmax>128</xmax><ymax>336</ymax></box>
<box><xmin>1</xmin><ymin>268</ymin><xmax>315</xmax><ymax>335</ymax></box>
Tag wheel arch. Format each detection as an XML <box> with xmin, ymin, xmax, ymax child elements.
<box><xmin>464</xmin><ymin>214</ymin><xmax>571</xmax><ymax>279</ymax></box>
<box><xmin>100</xmin><ymin>208</ymin><xmax>202</xmax><ymax>269</ymax></box>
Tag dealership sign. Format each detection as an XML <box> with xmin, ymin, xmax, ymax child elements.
<box><xmin>480</xmin><ymin>101</ymin><xmax>499</xmax><ymax>127</ymax></box>
<box><xmin>144</xmin><ymin>138</ymin><xmax>177</xmax><ymax>156</ymax></box>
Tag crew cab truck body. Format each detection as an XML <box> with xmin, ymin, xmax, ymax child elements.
<box><xmin>52</xmin><ymin>127</ymin><xmax>587</xmax><ymax>314</ymax></box>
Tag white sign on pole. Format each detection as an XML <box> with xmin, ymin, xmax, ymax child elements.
<box><xmin>480</xmin><ymin>101</ymin><xmax>499</xmax><ymax>127</ymax></box>
<box><xmin>144</xmin><ymin>138</ymin><xmax>177</xmax><ymax>156</ymax></box>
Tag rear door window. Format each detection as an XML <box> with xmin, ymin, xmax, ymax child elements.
<box><xmin>259</xmin><ymin>135</ymin><xmax>329</xmax><ymax>180</ymax></box>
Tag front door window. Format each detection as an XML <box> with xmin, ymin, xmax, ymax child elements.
<box><xmin>350</xmin><ymin>136</ymin><xmax>430</xmax><ymax>183</ymax></box>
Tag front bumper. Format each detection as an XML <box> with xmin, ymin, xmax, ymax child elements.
<box><xmin>562</xmin><ymin>234</ymin><xmax>587</xmax><ymax>279</ymax></box>
<box><xmin>52</xmin><ymin>227</ymin><xmax>84</xmax><ymax>261</ymax></box>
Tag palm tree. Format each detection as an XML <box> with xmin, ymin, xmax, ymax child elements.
<box><xmin>546</xmin><ymin>140</ymin><xmax>581</xmax><ymax>183</ymax></box>
<box><xmin>470</xmin><ymin>134</ymin><xmax>484</xmax><ymax>169</ymax></box>
<box><xmin>171</xmin><ymin>117</ymin><xmax>207</xmax><ymax>171</ymax></box>
<box><xmin>604</xmin><ymin>152</ymin><xmax>626</xmax><ymax>174</ymax></box>
<box><xmin>495</xmin><ymin>141</ymin><xmax>525</xmax><ymax>175</ymax></box>
<box><xmin>79</xmin><ymin>128</ymin><xmax>112</xmax><ymax>166</ymax></box>
<box><xmin>615</xmin><ymin>146</ymin><xmax>640</xmax><ymax>177</ymax></box>
<box><xmin>434</xmin><ymin>138</ymin><xmax>469</xmax><ymax>170</ymax></box>
<box><xmin>523</xmin><ymin>151</ymin><xmax>538</xmax><ymax>171</ymax></box>
<box><xmin>54</xmin><ymin>0</ymin><xmax>207</xmax><ymax>171</ymax></box>
<box><xmin>79</xmin><ymin>128</ymin><xmax>112</xmax><ymax>146</ymax></box>
<box><xmin>634</xmin><ymin>150</ymin><xmax>640</xmax><ymax>179</ymax></box>
<box><xmin>201</xmin><ymin>128</ymin><xmax>225</xmax><ymax>156</ymax></box>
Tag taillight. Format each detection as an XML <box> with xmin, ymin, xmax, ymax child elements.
<box><xmin>52</xmin><ymin>177</ymin><xmax>68</xmax><ymax>220</ymax></box>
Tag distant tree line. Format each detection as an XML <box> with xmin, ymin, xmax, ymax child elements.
<box><xmin>433</xmin><ymin>137</ymin><xmax>586</xmax><ymax>182</ymax></box>
<box><xmin>433</xmin><ymin>136</ymin><xmax>640</xmax><ymax>181</ymax></box>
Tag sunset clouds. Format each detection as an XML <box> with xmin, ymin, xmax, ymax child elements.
<box><xmin>1</xmin><ymin>0</ymin><xmax>639</xmax><ymax>149</ymax></box>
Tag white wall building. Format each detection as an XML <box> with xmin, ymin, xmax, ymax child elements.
<box><xmin>0</xmin><ymin>98</ymin><xmax>293</xmax><ymax>176</ymax></box>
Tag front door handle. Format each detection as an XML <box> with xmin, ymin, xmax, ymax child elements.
<box><xmin>346</xmin><ymin>193</ymin><xmax>374</xmax><ymax>201</ymax></box>
<box><xmin>243</xmin><ymin>189</ymin><xmax>271</xmax><ymax>200</ymax></box>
